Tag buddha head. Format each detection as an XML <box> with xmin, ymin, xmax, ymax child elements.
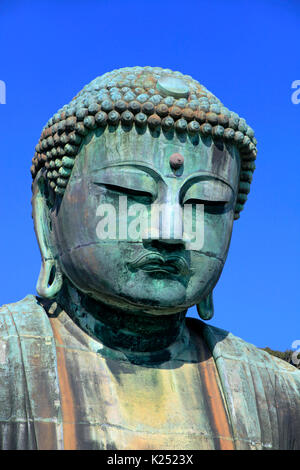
<box><xmin>31</xmin><ymin>67</ymin><xmax>256</xmax><ymax>320</ymax></box>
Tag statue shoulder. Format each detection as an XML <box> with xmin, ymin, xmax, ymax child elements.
<box><xmin>194</xmin><ymin>320</ymin><xmax>300</xmax><ymax>449</ymax></box>
<box><xmin>0</xmin><ymin>294</ymin><xmax>54</xmax><ymax>372</ymax></box>
<box><xmin>203</xmin><ymin>322</ymin><xmax>300</xmax><ymax>377</ymax></box>
<box><xmin>0</xmin><ymin>296</ymin><xmax>62</xmax><ymax>449</ymax></box>
<box><xmin>186</xmin><ymin>316</ymin><xmax>300</xmax><ymax>376</ymax></box>
<box><xmin>0</xmin><ymin>294</ymin><xmax>41</xmax><ymax>315</ymax></box>
<box><xmin>0</xmin><ymin>294</ymin><xmax>51</xmax><ymax>338</ymax></box>
<box><xmin>0</xmin><ymin>294</ymin><xmax>42</xmax><ymax>311</ymax></box>
<box><xmin>0</xmin><ymin>294</ymin><xmax>55</xmax><ymax>367</ymax></box>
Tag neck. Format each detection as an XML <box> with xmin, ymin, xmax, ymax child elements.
<box><xmin>55</xmin><ymin>280</ymin><xmax>187</xmax><ymax>358</ymax></box>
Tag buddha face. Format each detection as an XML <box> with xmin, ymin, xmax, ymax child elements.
<box><xmin>49</xmin><ymin>127</ymin><xmax>240</xmax><ymax>315</ymax></box>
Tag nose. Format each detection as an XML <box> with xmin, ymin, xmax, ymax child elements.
<box><xmin>143</xmin><ymin>238</ymin><xmax>186</xmax><ymax>253</ymax></box>
<box><xmin>141</xmin><ymin>201</ymin><xmax>186</xmax><ymax>244</ymax></box>
<box><xmin>142</xmin><ymin>223</ymin><xmax>189</xmax><ymax>252</ymax></box>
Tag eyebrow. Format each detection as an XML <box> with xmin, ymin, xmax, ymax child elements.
<box><xmin>180</xmin><ymin>171</ymin><xmax>234</xmax><ymax>192</ymax></box>
<box><xmin>93</xmin><ymin>161</ymin><xmax>165</xmax><ymax>182</ymax></box>
<box><xmin>93</xmin><ymin>163</ymin><xmax>234</xmax><ymax>192</ymax></box>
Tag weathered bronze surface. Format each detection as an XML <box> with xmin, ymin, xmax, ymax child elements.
<box><xmin>1</xmin><ymin>67</ymin><xmax>299</xmax><ymax>450</ymax></box>
<box><xmin>169</xmin><ymin>152</ymin><xmax>184</xmax><ymax>170</ymax></box>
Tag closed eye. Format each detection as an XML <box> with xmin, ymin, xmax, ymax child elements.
<box><xmin>183</xmin><ymin>198</ymin><xmax>229</xmax><ymax>215</ymax></box>
<box><xmin>93</xmin><ymin>182</ymin><xmax>154</xmax><ymax>203</ymax></box>
<box><xmin>180</xmin><ymin>179</ymin><xmax>233</xmax><ymax>210</ymax></box>
<box><xmin>183</xmin><ymin>198</ymin><xmax>227</xmax><ymax>207</ymax></box>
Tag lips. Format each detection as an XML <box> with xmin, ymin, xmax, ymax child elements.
<box><xmin>128</xmin><ymin>252</ymin><xmax>190</xmax><ymax>276</ymax></box>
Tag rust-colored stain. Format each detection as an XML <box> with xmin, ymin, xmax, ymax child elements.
<box><xmin>50</xmin><ymin>317</ymin><xmax>77</xmax><ymax>450</ymax></box>
<box><xmin>197</xmin><ymin>337</ymin><xmax>234</xmax><ymax>450</ymax></box>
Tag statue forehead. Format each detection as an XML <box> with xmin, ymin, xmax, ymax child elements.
<box><xmin>72</xmin><ymin>127</ymin><xmax>240</xmax><ymax>188</ymax></box>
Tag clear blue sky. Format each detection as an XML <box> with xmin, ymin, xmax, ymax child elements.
<box><xmin>0</xmin><ymin>0</ymin><xmax>299</xmax><ymax>351</ymax></box>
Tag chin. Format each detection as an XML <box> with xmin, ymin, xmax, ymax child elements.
<box><xmin>118</xmin><ymin>279</ymin><xmax>202</xmax><ymax>313</ymax></box>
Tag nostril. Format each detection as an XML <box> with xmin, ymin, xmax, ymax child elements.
<box><xmin>150</xmin><ymin>239</ymin><xmax>185</xmax><ymax>252</ymax></box>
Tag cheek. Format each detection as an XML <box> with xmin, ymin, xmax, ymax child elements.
<box><xmin>201</xmin><ymin>210</ymin><xmax>234</xmax><ymax>259</ymax></box>
<box><xmin>183</xmin><ymin>254</ymin><xmax>223</xmax><ymax>306</ymax></box>
<box><xmin>57</xmin><ymin>243</ymin><xmax>125</xmax><ymax>296</ymax></box>
<box><xmin>52</xmin><ymin>178</ymin><xmax>106</xmax><ymax>252</ymax></box>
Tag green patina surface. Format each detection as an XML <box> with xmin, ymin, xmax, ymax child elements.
<box><xmin>0</xmin><ymin>66</ymin><xmax>299</xmax><ymax>450</ymax></box>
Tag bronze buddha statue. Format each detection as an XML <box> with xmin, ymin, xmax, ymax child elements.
<box><xmin>0</xmin><ymin>67</ymin><xmax>299</xmax><ymax>450</ymax></box>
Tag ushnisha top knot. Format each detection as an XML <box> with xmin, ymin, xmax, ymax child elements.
<box><xmin>31</xmin><ymin>66</ymin><xmax>257</xmax><ymax>219</ymax></box>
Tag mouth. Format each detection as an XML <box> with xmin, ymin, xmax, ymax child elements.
<box><xmin>128</xmin><ymin>252</ymin><xmax>190</xmax><ymax>276</ymax></box>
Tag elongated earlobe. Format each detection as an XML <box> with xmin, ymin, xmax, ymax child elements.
<box><xmin>36</xmin><ymin>259</ymin><xmax>63</xmax><ymax>299</ymax></box>
<box><xmin>33</xmin><ymin>170</ymin><xmax>63</xmax><ymax>299</ymax></box>
<box><xmin>196</xmin><ymin>291</ymin><xmax>214</xmax><ymax>320</ymax></box>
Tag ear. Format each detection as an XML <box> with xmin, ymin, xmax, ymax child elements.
<box><xmin>196</xmin><ymin>291</ymin><xmax>214</xmax><ymax>321</ymax></box>
<box><xmin>32</xmin><ymin>170</ymin><xmax>63</xmax><ymax>299</ymax></box>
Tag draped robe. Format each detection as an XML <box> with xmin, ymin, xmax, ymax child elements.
<box><xmin>0</xmin><ymin>295</ymin><xmax>299</xmax><ymax>450</ymax></box>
